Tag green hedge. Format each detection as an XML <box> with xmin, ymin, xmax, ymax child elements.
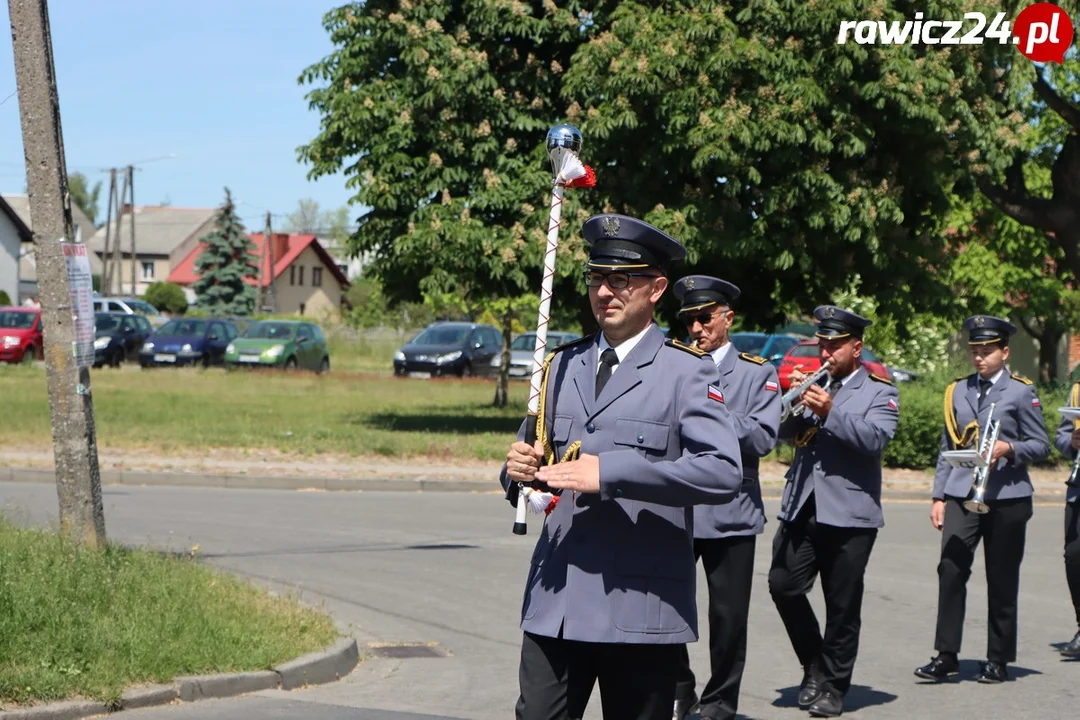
<box><xmin>882</xmin><ymin>367</ymin><xmax>1070</xmax><ymax>470</ymax></box>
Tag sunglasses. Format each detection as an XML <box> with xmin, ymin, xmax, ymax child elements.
<box><xmin>682</xmin><ymin>313</ymin><xmax>714</xmax><ymax>326</ymax></box>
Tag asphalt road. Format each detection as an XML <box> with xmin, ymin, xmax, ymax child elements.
<box><xmin>1</xmin><ymin>483</ymin><xmax>1078</xmax><ymax>719</ymax></box>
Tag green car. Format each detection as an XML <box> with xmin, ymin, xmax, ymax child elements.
<box><xmin>224</xmin><ymin>320</ymin><xmax>330</xmax><ymax>373</ymax></box>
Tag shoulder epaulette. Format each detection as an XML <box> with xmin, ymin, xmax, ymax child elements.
<box><xmin>551</xmin><ymin>334</ymin><xmax>593</xmax><ymax>354</ymax></box>
<box><xmin>869</xmin><ymin>373</ymin><xmax>893</xmax><ymax>385</ymax></box>
<box><xmin>955</xmin><ymin>375</ymin><xmax>971</xmax><ymax>382</ymax></box>
<box><xmin>666</xmin><ymin>338</ymin><xmax>708</xmax><ymax>357</ymax></box>
<box><xmin>739</xmin><ymin>352</ymin><xmax>767</xmax><ymax>365</ymax></box>
<box><xmin>1012</xmin><ymin>374</ymin><xmax>1034</xmax><ymax>386</ymax></box>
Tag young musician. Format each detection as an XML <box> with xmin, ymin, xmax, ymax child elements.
<box><xmin>915</xmin><ymin>315</ymin><xmax>1050</xmax><ymax>684</ymax></box>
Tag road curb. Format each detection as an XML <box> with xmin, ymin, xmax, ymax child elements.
<box><xmin>0</xmin><ymin>466</ymin><xmax>1070</xmax><ymax>504</ymax></box>
<box><xmin>0</xmin><ymin>638</ymin><xmax>359</xmax><ymax>720</ymax></box>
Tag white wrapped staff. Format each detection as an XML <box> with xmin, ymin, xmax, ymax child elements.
<box><xmin>512</xmin><ymin>124</ymin><xmax>595</xmax><ymax>535</ymax></box>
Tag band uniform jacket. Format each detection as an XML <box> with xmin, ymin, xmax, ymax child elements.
<box><xmin>932</xmin><ymin>369</ymin><xmax>1050</xmax><ymax>502</ymax></box>
<box><xmin>499</xmin><ymin>325</ymin><xmax>744</xmax><ymax>645</ymax></box>
<box><xmin>693</xmin><ymin>350</ymin><xmax>782</xmax><ymax>539</ymax></box>
<box><xmin>777</xmin><ymin>366</ymin><xmax>899</xmax><ymax>528</ymax></box>
<box><xmin>1052</xmin><ymin>382</ymin><xmax>1080</xmax><ymax>505</ymax></box>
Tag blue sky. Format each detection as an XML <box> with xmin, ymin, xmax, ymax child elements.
<box><xmin>0</xmin><ymin>0</ymin><xmax>357</xmax><ymax>229</ymax></box>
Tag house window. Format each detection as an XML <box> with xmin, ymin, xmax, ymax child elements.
<box><xmin>299</xmin><ymin>302</ymin><xmax>306</xmax><ymax>315</ymax></box>
<box><xmin>312</xmin><ymin>267</ymin><xmax>323</xmax><ymax>287</ymax></box>
<box><xmin>290</xmin><ymin>266</ymin><xmax>296</xmax><ymax>286</ymax></box>
<box><xmin>298</xmin><ymin>266</ymin><xmax>305</xmax><ymax>285</ymax></box>
<box><xmin>141</xmin><ymin>261</ymin><xmax>155</xmax><ymax>280</ymax></box>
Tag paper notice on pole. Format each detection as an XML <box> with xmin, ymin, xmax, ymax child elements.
<box><xmin>62</xmin><ymin>243</ymin><xmax>95</xmax><ymax>368</ymax></box>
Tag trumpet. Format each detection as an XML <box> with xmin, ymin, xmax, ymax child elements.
<box><xmin>964</xmin><ymin>402</ymin><xmax>1001</xmax><ymax>514</ymax></box>
<box><xmin>781</xmin><ymin>359</ymin><xmax>834</xmax><ymax>421</ymax></box>
<box><xmin>1067</xmin><ymin>452</ymin><xmax>1080</xmax><ymax>489</ymax></box>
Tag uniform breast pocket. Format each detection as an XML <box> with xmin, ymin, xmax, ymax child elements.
<box><xmin>552</xmin><ymin>415</ymin><xmax>574</xmax><ymax>452</ymax></box>
<box><xmin>613</xmin><ymin>418</ymin><xmax>670</xmax><ymax>457</ymax></box>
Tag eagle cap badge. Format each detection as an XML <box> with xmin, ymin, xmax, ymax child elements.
<box><xmin>601</xmin><ymin>216</ymin><xmax>620</xmax><ymax>237</ymax></box>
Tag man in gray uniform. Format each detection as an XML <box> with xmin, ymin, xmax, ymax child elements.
<box><xmin>915</xmin><ymin>315</ymin><xmax>1050</xmax><ymax>684</ymax></box>
<box><xmin>1053</xmin><ymin>381</ymin><xmax>1080</xmax><ymax>658</ymax></box>
<box><xmin>669</xmin><ymin>276</ymin><xmax>781</xmax><ymax>720</ymax></box>
<box><xmin>501</xmin><ymin>214</ymin><xmax>745</xmax><ymax>720</ymax></box>
<box><xmin>769</xmin><ymin>306</ymin><xmax>899</xmax><ymax>718</ymax></box>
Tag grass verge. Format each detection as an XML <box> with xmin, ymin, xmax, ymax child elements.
<box><xmin>0</xmin><ymin>517</ymin><xmax>339</xmax><ymax>708</ymax></box>
<box><xmin>0</xmin><ymin>363</ymin><xmax>528</xmax><ymax>460</ymax></box>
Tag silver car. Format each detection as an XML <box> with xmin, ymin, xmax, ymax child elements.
<box><xmin>490</xmin><ymin>331</ymin><xmax>582</xmax><ymax>378</ymax></box>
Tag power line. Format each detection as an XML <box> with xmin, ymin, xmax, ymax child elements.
<box><xmin>0</xmin><ymin>90</ymin><xmax>16</xmax><ymax>107</ymax></box>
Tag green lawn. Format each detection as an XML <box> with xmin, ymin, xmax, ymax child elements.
<box><xmin>0</xmin><ymin>363</ymin><xmax>530</xmax><ymax>461</ymax></box>
<box><xmin>0</xmin><ymin>518</ymin><xmax>339</xmax><ymax>707</ymax></box>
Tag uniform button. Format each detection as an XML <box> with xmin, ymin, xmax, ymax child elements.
<box><xmin>637</xmin><ymin>434</ymin><xmax>644</xmax><ymax>443</ymax></box>
<box><xmin>586</xmin><ymin>423</ymin><xmax>595</xmax><ymax>433</ymax></box>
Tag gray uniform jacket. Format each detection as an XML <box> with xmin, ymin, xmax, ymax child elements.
<box><xmin>932</xmin><ymin>369</ymin><xmax>1050</xmax><ymax>502</ymax></box>
<box><xmin>693</xmin><ymin>349</ymin><xmax>781</xmax><ymax>539</ymax></box>
<box><xmin>1053</xmin><ymin>382</ymin><xmax>1080</xmax><ymax>505</ymax></box>
<box><xmin>499</xmin><ymin>325</ymin><xmax>744</xmax><ymax>645</ymax></box>
<box><xmin>777</xmin><ymin>365</ymin><xmax>899</xmax><ymax>529</ymax></box>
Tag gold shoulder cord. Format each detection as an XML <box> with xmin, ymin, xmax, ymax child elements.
<box><xmin>1072</xmin><ymin>383</ymin><xmax>1080</xmax><ymax>430</ymax></box>
<box><xmin>943</xmin><ymin>380</ymin><xmax>979</xmax><ymax>449</ymax></box>
<box><xmin>535</xmin><ymin>351</ymin><xmax>582</xmax><ymax>465</ymax></box>
<box><xmin>794</xmin><ymin>427</ymin><xmax>818</xmax><ymax>447</ymax></box>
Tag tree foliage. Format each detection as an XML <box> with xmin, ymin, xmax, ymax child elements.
<box><xmin>144</xmin><ymin>282</ymin><xmax>189</xmax><ymax>315</ymax></box>
<box><xmin>192</xmin><ymin>189</ymin><xmax>259</xmax><ymax>316</ymax></box>
<box><xmin>297</xmin><ymin>0</ymin><xmax>1031</xmax><ymax>346</ymax></box>
<box><xmin>68</xmin><ymin>171</ymin><xmax>101</xmax><ymax>226</ymax></box>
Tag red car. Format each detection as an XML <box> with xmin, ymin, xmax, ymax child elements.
<box><xmin>0</xmin><ymin>307</ymin><xmax>43</xmax><ymax>364</ymax></box>
<box><xmin>777</xmin><ymin>339</ymin><xmax>890</xmax><ymax>392</ymax></box>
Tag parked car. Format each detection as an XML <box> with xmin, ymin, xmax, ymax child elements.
<box><xmin>0</xmin><ymin>306</ymin><xmax>42</xmax><ymax>364</ymax></box>
<box><xmin>730</xmin><ymin>332</ymin><xmax>806</xmax><ymax>367</ymax></box>
<box><xmin>777</xmin><ymin>339</ymin><xmax>891</xmax><ymax>391</ymax></box>
<box><xmin>489</xmin><ymin>331</ymin><xmax>582</xmax><ymax>378</ymax></box>
<box><xmin>224</xmin><ymin>320</ymin><xmax>330</xmax><ymax>373</ymax></box>
<box><xmin>139</xmin><ymin>317</ymin><xmax>240</xmax><ymax>368</ymax></box>
<box><xmin>393</xmin><ymin>321</ymin><xmax>502</xmax><ymax>378</ymax></box>
<box><xmin>92</xmin><ymin>296</ymin><xmax>167</xmax><ymax>328</ymax></box>
<box><xmin>93</xmin><ymin>311</ymin><xmax>154</xmax><ymax>368</ymax></box>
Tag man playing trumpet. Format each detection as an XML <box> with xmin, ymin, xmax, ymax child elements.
<box><xmin>769</xmin><ymin>306</ymin><xmax>899</xmax><ymax>718</ymax></box>
<box><xmin>669</xmin><ymin>276</ymin><xmax>782</xmax><ymax>720</ymax></box>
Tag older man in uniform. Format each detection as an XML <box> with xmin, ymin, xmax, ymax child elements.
<box><xmin>501</xmin><ymin>214</ymin><xmax>745</xmax><ymax>720</ymax></box>
<box><xmin>669</xmin><ymin>276</ymin><xmax>782</xmax><ymax>720</ymax></box>
<box><xmin>769</xmin><ymin>306</ymin><xmax>899</xmax><ymax>718</ymax></box>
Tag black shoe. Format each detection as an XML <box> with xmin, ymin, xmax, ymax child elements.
<box><xmin>672</xmin><ymin>691</ymin><xmax>698</xmax><ymax>720</ymax></box>
<box><xmin>807</xmin><ymin>689</ymin><xmax>844</xmax><ymax>717</ymax></box>
<box><xmin>914</xmin><ymin>653</ymin><xmax>960</xmax><ymax>681</ymax></box>
<box><xmin>798</xmin><ymin>666</ymin><xmax>823</xmax><ymax>708</ymax></box>
<box><xmin>975</xmin><ymin>660</ymin><xmax>1008</xmax><ymax>683</ymax></box>
<box><xmin>1061</xmin><ymin>631</ymin><xmax>1080</xmax><ymax>657</ymax></box>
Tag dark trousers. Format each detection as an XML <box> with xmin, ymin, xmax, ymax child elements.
<box><xmin>673</xmin><ymin>535</ymin><xmax>756</xmax><ymax>720</ymax></box>
<box><xmin>516</xmin><ymin>630</ymin><xmax>680</xmax><ymax>720</ymax></box>
<box><xmin>1066</xmin><ymin>501</ymin><xmax>1080</xmax><ymax>628</ymax></box>
<box><xmin>768</xmin><ymin>498</ymin><xmax>878</xmax><ymax>696</ymax></box>
<box><xmin>934</xmin><ymin>495</ymin><xmax>1033</xmax><ymax>663</ymax></box>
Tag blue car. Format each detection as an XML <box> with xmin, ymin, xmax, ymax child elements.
<box><xmin>729</xmin><ymin>332</ymin><xmax>806</xmax><ymax>367</ymax></box>
<box><xmin>139</xmin><ymin>317</ymin><xmax>241</xmax><ymax>368</ymax></box>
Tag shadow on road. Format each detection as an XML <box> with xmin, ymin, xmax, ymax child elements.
<box><xmin>772</xmin><ymin>683</ymin><xmax>897</xmax><ymax>713</ymax></box>
<box><xmin>358</xmin><ymin>411</ymin><xmax>522</xmax><ymax>435</ymax></box>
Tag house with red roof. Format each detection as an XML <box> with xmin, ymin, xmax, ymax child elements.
<box><xmin>167</xmin><ymin>233</ymin><xmax>350</xmax><ymax>319</ymax></box>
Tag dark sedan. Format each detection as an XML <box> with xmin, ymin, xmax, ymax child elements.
<box><xmin>393</xmin><ymin>322</ymin><xmax>502</xmax><ymax>378</ymax></box>
<box><xmin>93</xmin><ymin>312</ymin><xmax>153</xmax><ymax>368</ymax></box>
<box><xmin>139</xmin><ymin>317</ymin><xmax>239</xmax><ymax>368</ymax></box>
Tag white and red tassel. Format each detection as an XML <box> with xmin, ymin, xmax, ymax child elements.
<box><xmin>554</xmin><ymin>151</ymin><xmax>596</xmax><ymax>189</ymax></box>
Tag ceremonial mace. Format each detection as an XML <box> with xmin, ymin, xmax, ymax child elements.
<box><xmin>512</xmin><ymin>124</ymin><xmax>595</xmax><ymax>535</ymax></box>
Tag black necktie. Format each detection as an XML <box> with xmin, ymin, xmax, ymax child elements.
<box><xmin>978</xmin><ymin>378</ymin><xmax>992</xmax><ymax>409</ymax></box>
<box><xmin>595</xmin><ymin>348</ymin><xmax>619</xmax><ymax>399</ymax></box>
<box><xmin>828</xmin><ymin>378</ymin><xmax>843</xmax><ymax>396</ymax></box>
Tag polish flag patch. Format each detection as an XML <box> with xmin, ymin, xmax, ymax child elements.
<box><xmin>708</xmin><ymin>385</ymin><xmax>725</xmax><ymax>403</ymax></box>
<box><xmin>765</xmin><ymin>380</ymin><xmax>779</xmax><ymax>393</ymax></box>
<box><xmin>1032</xmin><ymin>397</ymin><xmax>1041</xmax><ymax>408</ymax></box>
<box><xmin>888</xmin><ymin>398</ymin><xmax>899</xmax><ymax>411</ymax></box>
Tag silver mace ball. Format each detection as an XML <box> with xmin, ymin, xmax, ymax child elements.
<box><xmin>546</xmin><ymin>123</ymin><xmax>582</xmax><ymax>178</ymax></box>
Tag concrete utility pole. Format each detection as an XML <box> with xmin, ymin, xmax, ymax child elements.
<box><xmin>8</xmin><ymin>0</ymin><xmax>106</xmax><ymax>547</ymax></box>
<box><xmin>127</xmin><ymin>165</ymin><xmax>135</xmax><ymax>295</ymax></box>
<box><xmin>262</xmin><ymin>211</ymin><xmax>277</xmax><ymax>313</ymax></box>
